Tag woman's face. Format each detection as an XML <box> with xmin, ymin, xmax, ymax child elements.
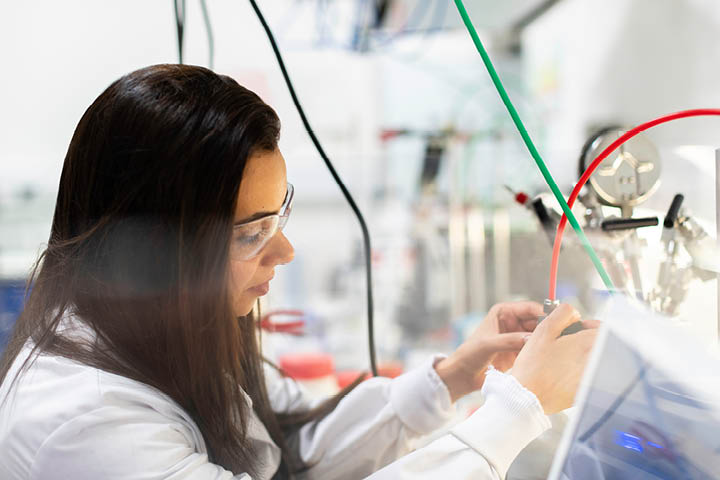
<box><xmin>229</xmin><ymin>148</ymin><xmax>294</xmax><ymax>316</ymax></box>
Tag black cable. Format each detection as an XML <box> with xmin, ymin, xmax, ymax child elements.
<box><xmin>247</xmin><ymin>0</ymin><xmax>378</xmax><ymax>377</ymax></box>
<box><xmin>199</xmin><ymin>0</ymin><xmax>215</xmax><ymax>70</ymax></box>
<box><xmin>174</xmin><ymin>0</ymin><xmax>186</xmax><ymax>64</ymax></box>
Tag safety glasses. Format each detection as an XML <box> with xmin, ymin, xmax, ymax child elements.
<box><xmin>230</xmin><ymin>183</ymin><xmax>294</xmax><ymax>261</ymax></box>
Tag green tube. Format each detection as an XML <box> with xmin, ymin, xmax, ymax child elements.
<box><xmin>452</xmin><ymin>0</ymin><xmax>615</xmax><ymax>291</ymax></box>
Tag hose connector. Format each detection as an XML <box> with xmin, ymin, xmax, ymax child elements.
<box><xmin>543</xmin><ymin>298</ymin><xmax>560</xmax><ymax>317</ymax></box>
<box><xmin>538</xmin><ymin>299</ymin><xmax>584</xmax><ymax>336</ymax></box>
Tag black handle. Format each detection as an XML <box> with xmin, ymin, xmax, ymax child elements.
<box><xmin>664</xmin><ymin>194</ymin><xmax>684</xmax><ymax>228</ymax></box>
<box><xmin>601</xmin><ymin>217</ymin><xmax>659</xmax><ymax>232</ymax></box>
<box><xmin>531</xmin><ymin>198</ymin><xmax>556</xmax><ymax>230</ymax></box>
<box><xmin>531</xmin><ymin>197</ymin><xmax>557</xmax><ymax>244</ymax></box>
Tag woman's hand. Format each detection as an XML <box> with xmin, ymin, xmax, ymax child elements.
<box><xmin>511</xmin><ymin>303</ymin><xmax>599</xmax><ymax>415</ymax></box>
<box><xmin>435</xmin><ymin>302</ymin><xmax>543</xmax><ymax>402</ymax></box>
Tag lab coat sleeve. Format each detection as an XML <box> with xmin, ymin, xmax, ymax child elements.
<box><xmin>28</xmin><ymin>402</ymin><xmax>247</xmax><ymax>480</ymax></box>
<box><xmin>269</xmin><ymin>363</ymin><xmax>550</xmax><ymax>480</ymax></box>
<box><xmin>267</xmin><ymin>355</ymin><xmax>455</xmax><ymax>479</ymax></box>
<box><xmin>367</xmin><ymin>368</ymin><xmax>552</xmax><ymax>479</ymax></box>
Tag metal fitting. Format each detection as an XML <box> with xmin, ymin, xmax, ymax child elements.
<box><xmin>538</xmin><ymin>298</ymin><xmax>583</xmax><ymax>336</ymax></box>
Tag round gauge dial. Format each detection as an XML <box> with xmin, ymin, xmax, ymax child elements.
<box><xmin>581</xmin><ymin>129</ymin><xmax>662</xmax><ymax>208</ymax></box>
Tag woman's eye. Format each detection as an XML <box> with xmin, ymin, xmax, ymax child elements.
<box><xmin>236</xmin><ymin>233</ymin><xmax>261</xmax><ymax>246</ymax></box>
<box><xmin>235</xmin><ymin>224</ymin><xmax>272</xmax><ymax>246</ymax></box>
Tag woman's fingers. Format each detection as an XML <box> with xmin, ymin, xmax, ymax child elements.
<box><xmin>536</xmin><ymin>303</ymin><xmax>581</xmax><ymax>339</ymax></box>
<box><xmin>519</xmin><ymin>317</ymin><xmax>539</xmax><ymax>332</ymax></box>
<box><xmin>502</xmin><ymin>301</ymin><xmax>544</xmax><ymax>321</ymax></box>
<box><xmin>484</xmin><ymin>332</ymin><xmax>532</xmax><ymax>353</ymax></box>
<box><xmin>494</xmin><ymin>301</ymin><xmax>543</xmax><ymax>333</ymax></box>
<box><xmin>570</xmin><ymin>328</ymin><xmax>599</xmax><ymax>353</ymax></box>
<box><xmin>581</xmin><ymin>318</ymin><xmax>602</xmax><ymax>329</ymax></box>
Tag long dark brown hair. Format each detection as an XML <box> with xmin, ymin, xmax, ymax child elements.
<box><xmin>0</xmin><ymin>64</ymin><xmax>360</xmax><ymax>478</ymax></box>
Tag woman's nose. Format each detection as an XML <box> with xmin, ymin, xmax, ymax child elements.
<box><xmin>262</xmin><ymin>232</ymin><xmax>294</xmax><ymax>266</ymax></box>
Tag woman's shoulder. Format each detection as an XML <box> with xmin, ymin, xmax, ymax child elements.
<box><xmin>2</xmin><ymin>312</ymin><xmax>196</xmax><ymax>426</ymax></box>
<box><xmin>0</xmin><ymin>344</ymin><xmax>206</xmax><ymax>478</ymax></box>
<box><xmin>2</xmin><ymin>342</ymin><xmax>187</xmax><ymax>419</ymax></box>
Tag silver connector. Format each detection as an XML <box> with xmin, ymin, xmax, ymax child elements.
<box><xmin>538</xmin><ymin>299</ymin><xmax>560</xmax><ymax>323</ymax></box>
<box><xmin>544</xmin><ymin>298</ymin><xmax>560</xmax><ymax>315</ymax></box>
<box><xmin>538</xmin><ymin>298</ymin><xmax>584</xmax><ymax>335</ymax></box>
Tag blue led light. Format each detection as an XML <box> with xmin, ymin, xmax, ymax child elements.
<box><xmin>614</xmin><ymin>431</ymin><xmax>644</xmax><ymax>453</ymax></box>
<box><xmin>647</xmin><ymin>442</ymin><xmax>664</xmax><ymax>449</ymax></box>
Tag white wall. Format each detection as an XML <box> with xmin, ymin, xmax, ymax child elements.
<box><xmin>4</xmin><ymin>0</ymin><xmax>720</xmax><ymax>342</ymax></box>
<box><xmin>524</xmin><ymin>0</ymin><xmax>720</xmax><ymax>342</ymax></box>
<box><xmin>0</xmin><ymin>1</ymin><xmax>381</xmax><ymax>287</ymax></box>
<box><xmin>0</xmin><ymin>1</ymin><xmax>379</xmax><ymax>192</ymax></box>
<box><xmin>524</xmin><ymin>0</ymin><xmax>720</xmax><ymax>220</ymax></box>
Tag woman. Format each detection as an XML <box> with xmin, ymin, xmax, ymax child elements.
<box><xmin>0</xmin><ymin>64</ymin><xmax>596</xmax><ymax>479</ymax></box>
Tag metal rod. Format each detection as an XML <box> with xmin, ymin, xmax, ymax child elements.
<box><xmin>715</xmin><ymin>149</ymin><xmax>720</xmax><ymax>342</ymax></box>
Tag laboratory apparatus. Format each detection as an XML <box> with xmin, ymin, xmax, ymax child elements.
<box><xmin>513</xmin><ymin>126</ymin><xmax>718</xmax><ymax>321</ymax></box>
<box><xmin>548</xmin><ymin>297</ymin><xmax>720</xmax><ymax>480</ymax></box>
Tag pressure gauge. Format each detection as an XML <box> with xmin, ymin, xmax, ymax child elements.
<box><xmin>580</xmin><ymin>129</ymin><xmax>662</xmax><ymax>208</ymax></box>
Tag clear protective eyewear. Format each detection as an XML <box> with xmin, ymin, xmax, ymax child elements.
<box><xmin>231</xmin><ymin>183</ymin><xmax>294</xmax><ymax>261</ymax></box>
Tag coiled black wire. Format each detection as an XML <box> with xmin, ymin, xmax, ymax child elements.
<box><xmin>247</xmin><ymin>0</ymin><xmax>378</xmax><ymax>377</ymax></box>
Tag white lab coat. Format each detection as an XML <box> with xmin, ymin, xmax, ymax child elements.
<box><xmin>0</xmin><ymin>329</ymin><xmax>550</xmax><ymax>479</ymax></box>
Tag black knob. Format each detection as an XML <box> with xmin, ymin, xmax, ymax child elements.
<box><xmin>664</xmin><ymin>194</ymin><xmax>684</xmax><ymax>229</ymax></box>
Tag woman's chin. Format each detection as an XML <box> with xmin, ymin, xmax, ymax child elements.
<box><xmin>234</xmin><ymin>298</ymin><xmax>258</xmax><ymax>317</ymax></box>
<box><xmin>234</xmin><ymin>283</ymin><xmax>272</xmax><ymax>317</ymax></box>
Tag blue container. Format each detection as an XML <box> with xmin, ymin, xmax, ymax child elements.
<box><xmin>0</xmin><ymin>280</ymin><xmax>26</xmax><ymax>353</ymax></box>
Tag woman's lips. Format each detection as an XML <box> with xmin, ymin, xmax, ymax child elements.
<box><xmin>248</xmin><ymin>280</ymin><xmax>271</xmax><ymax>296</ymax></box>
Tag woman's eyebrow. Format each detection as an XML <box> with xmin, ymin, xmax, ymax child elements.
<box><xmin>234</xmin><ymin>184</ymin><xmax>288</xmax><ymax>226</ymax></box>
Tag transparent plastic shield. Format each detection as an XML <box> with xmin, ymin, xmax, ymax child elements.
<box><xmin>549</xmin><ymin>296</ymin><xmax>720</xmax><ymax>480</ymax></box>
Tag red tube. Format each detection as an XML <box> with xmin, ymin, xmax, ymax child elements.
<box><xmin>549</xmin><ymin>109</ymin><xmax>720</xmax><ymax>300</ymax></box>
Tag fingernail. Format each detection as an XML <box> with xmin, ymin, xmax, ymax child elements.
<box><xmin>523</xmin><ymin>334</ymin><xmax>532</xmax><ymax>343</ymax></box>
